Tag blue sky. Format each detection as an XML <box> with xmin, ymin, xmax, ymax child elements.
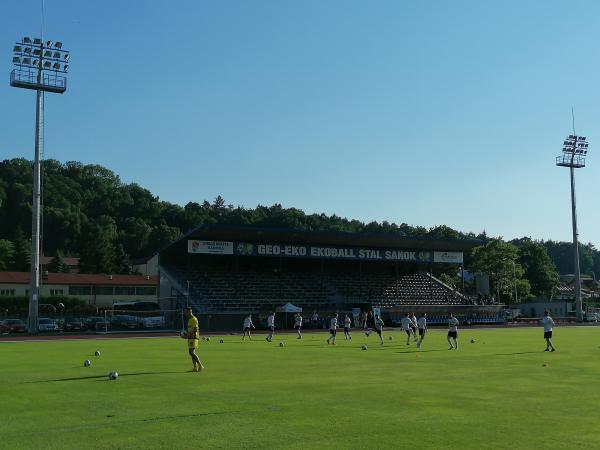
<box><xmin>1</xmin><ymin>0</ymin><xmax>599</xmax><ymax>246</ymax></box>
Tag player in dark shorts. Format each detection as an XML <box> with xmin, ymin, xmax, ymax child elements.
<box><xmin>417</xmin><ymin>313</ymin><xmax>427</xmax><ymax>348</ymax></box>
<box><xmin>374</xmin><ymin>315</ymin><xmax>385</xmax><ymax>345</ymax></box>
<box><xmin>365</xmin><ymin>310</ymin><xmax>374</xmax><ymax>337</ymax></box>
<box><xmin>542</xmin><ymin>310</ymin><xmax>556</xmax><ymax>352</ymax></box>
<box><xmin>343</xmin><ymin>314</ymin><xmax>352</xmax><ymax>340</ymax></box>
<box><xmin>293</xmin><ymin>312</ymin><xmax>303</xmax><ymax>339</ymax></box>
<box><xmin>327</xmin><ymin>314</ymin><xmax>338</xmax><ymax>345</ymax></box>
<box><xmin>447</xmin><ymin>313</ymin><xmax>459</xmax><ymax>350</ymax></box>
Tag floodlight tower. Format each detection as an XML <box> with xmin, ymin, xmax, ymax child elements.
<box><xmin>10</xmin><ymin>37</ymin><xmax>70</xmax><ymax>334</ymax></box>
<box><xmin>556</xmin><ymin>133</ymin><xmax>589</xmax><ymax>322</ymax></box>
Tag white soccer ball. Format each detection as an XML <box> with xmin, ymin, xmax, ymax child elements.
<box><xmin>84</xmin><ymin>360</ymin><xmax>91</xmax><ymax>367</ymax></box>
<box><xmin>279</xmin><ymin>342</ymin><xmax>284</xmax><ymax>347</ymax></box>
<box><xmin>109</xmin><ymin>371</ymin><xmax>119</xmax><ymax>380</ymax></box>
<box><xmin>94</xmin><ymin>350</ymin><xmax>101</xmax><ymax>357</ymax></box>
<box><xmin>206</xmin><ymin>337</ymin><xmax>211</xmax><ymax>342</ymax></box>
<box><xmin>362</xmin><ymin>345</ymin><xmax>368</xmax><ymax>351</ymax></box>
<box><xmin>180</xmin><ymin>330</ymin><xmax>187</xmax><ymax>338</ymax></box>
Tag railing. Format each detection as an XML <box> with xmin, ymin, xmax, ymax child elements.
<box><xmin>10</xmin><ymin>68</ymin><xmax>67</xmax><ymax>93</ymax></box>
<box><xmin>556</xmin><ymin>155</ymin><xmax>585</xmax><ymax>168</ymax></box>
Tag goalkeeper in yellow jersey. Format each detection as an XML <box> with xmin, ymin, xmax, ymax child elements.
<box><xmin>181</xmin><ymin>307</ymin><xmax>204</xmax><ymax>372</ymax></box>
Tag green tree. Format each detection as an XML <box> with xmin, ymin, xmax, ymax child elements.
<box><xmin>12</xmin><ymin>227</ymin><xmax>30</xmax><ymax>272</ymax></box>
<box><xmin>0</xmin><ymin>239</ymin><xmax>15</xmax><ymax>270</ymax></box>
<box><xmin>471</xmin><ymin>239</ymin><xmax>531</xmax><ymax>304</ymax></box>
<box><xmin>78</xmin><ymin>215</ymin><xmax>118</xmax><ymax>274</ymax></box>
<box><xmin>517</xmin><ymin>240</ymin><xmax>559</xmax><ymax>298</ymax></box>
<box><xmin>48</xmin><ymin>250</ymin><xmax>69</xmax><ymax>273</ymax></box>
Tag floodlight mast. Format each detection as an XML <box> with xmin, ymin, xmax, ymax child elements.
<box><xmin>556</xmin><ymin>134</ymin><xmax>589</xmax><ymax>322</ymax></box>
<box><xmin>10</xmin><ymin>37</ymin><xmax>70</xmax><ymax>334</ymax></box>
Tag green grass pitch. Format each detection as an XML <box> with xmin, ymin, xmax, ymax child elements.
<box><xmin>1</xmin><ymin>327</ymin><xmax>600</xmax><ymax>449</ymax></box>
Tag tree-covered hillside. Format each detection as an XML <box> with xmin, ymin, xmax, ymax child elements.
<box><xmin>1</xmin><ymin>158</ymin><xmax>599</xmax><ymax>301</ymax></box>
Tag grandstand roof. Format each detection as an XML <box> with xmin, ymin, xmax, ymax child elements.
<box><xmin>0</xmin><ymin>272</ymin><xmax>157</xmax><ymax>286</ymax></box>
<box><xmin>165</xmin><ymin>224</ymin><xmax>481</xmax><ymax>252</ymax></box>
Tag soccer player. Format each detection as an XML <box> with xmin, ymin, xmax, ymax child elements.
<box><xmin>447</xmin><ymin>313</ymin><xmax>459</xmax><ymax>350</ymax></box>
<box><xmin>181</xmin><ymin>307</ymin><xmax>204</xmax><ymax>372</ymax></box>
<box><xmin>417</xmin><ymin>313</ymin><xmax>427</xmax><ymax>348</ymax></box>
<box><xmin>266</xmin><ymin>312</ymin><xmax>275</xmax><ymax>342</ymax></box>
<box><xmin>294</xmin><ymin>312</ymin><xmax>303</xmax><ymax>339</ymax></box>
<box><xmin>343</xmin><ymin>314</ymin><xmax>352</xmax><ymax>340</ymax></box>
<box><xmin>401</xmin><ymin>313</ymin><xmax>413</xmax><ymax>345</ymax></box>
<box><xmin>542</xmin><ymin>310</ymin><xmax>556</xmax><ymax>352</ymax></box>
<box><xmin>365</xmin><ymin>310</ymin><xmax>374</xmax><ymax>337</ymax></box>
<box><xmin>327</xmin><ymin>313</ymin><xmax>338</xmax><ymax>345</ymax></box>
<box><xmin>410</xmin><ymin>313</ymin><xmax>417</xmax><ymax>342</ymax></box>
<box><xmin>242</xmin><ymin>314</ymin><xmax>255</xmax><ymax>341</ymax></box>
<box><xmin>374</xmin><ymin>315</ymin><xmax>385</xmax><ymax>345</ymax></box>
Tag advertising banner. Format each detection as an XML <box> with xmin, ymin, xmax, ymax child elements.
<box><xmin>433</xmin><ymin>251</ymin><xmax>464</xmax><ymax>264</ymax></box>
<box><xmin>188</xmin><ymin>240</ymin><xmax>463</xmax><ymax>264</ymax></box>
<box><xmin>187</xmin><ymin>240</ymin><xmax>234</xmax><ymax>255</ymax></box>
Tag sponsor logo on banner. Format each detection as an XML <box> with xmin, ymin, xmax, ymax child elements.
<box><xmin>188</xmin><ymin>240</ymin><xmax>233</xmax><ymax>255</ymax></box>
<box><xmin>433</xmin><ymin>251</ymin><xmax>463</xmax><ymax>264</ymax></box>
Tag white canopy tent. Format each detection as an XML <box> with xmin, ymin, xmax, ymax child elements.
<box><xmin>276</xmin><ymin>303</ymin><xmax>303</xmax><ymax>328</ymax></box>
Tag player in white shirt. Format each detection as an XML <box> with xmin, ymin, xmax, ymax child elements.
<box><xmin>447</xmin><ymin>313</ymin><xmax>459</xmax><ymax>350</ymax></box>
<box><xmin>410</xmin><ymin>312</ymin><xmax>419</xmax><ymax>342</ymax></box>
<box><xmin>294</xmin><ymin>313</ymin><xmax>303</xmax><ymax>339</ymax></box>
<box><xmin>266</xmin><ymin>312</ymin><xmax>276</xmax><ymax>342</ymax></box>
<box><xmin>416</xmin><ymin>313</ymin><xmax>427</xmax><ymax>348</ymax></box>
<box><xmin>374</xmin><ymin>315</ymin><xmax>385</xmax><ymax>345</ymax></box>
<box><xmin>242</xmin><ymin>315</ymin><xmax>255</xmax><ymax>341</ymax></box>
<box><xmin>326</xmin><ymin>314</ymin><xmax>338</xmax><ymax>345</ymax></box>
<box><xmin>401</xmin><ymin>313</ymin><xmax>414</xmax><ymax>345</ymax></box>
<box><xmin>542</xmin><ymin>310</ymin><xmax>556</xmax><ymax>352</ymax></box>
<box><xmin>343</xmin><ymin>314</ymin><xmax>352</xmax><ymax>340</ymax></box>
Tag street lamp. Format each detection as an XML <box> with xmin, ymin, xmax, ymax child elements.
<box><xmin>556</xmin><ymin>133</ymin><xmax>589</xmax><ymax>321</ymax></box>
<box><xmin>10</xmin><ymin>37</ymin><xmax>71</xmax><ymax>334</ymax></box>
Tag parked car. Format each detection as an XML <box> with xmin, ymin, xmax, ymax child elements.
<box><xmin>110</xmin><ymin>315</ymin><xmax>140</xmax><ymax>329</ymax></box>
<box><xmin>1</xmin><ymin>318</ymin><xmax>28</xmax><ymax>333</ymax></box>
<box><xmin>83</xmin><ymin>316</ymin><xmax>109</xmax><ymax>332</ymax></box>
<box><xmin>63</xmin><ymin>317</ymin><xmax>84</xmax><ymax>332</ymax></box>
<box><xmin>38</xmin><ymin>318</ymin><xmax>59</xmax><ymax>332</ymax></box>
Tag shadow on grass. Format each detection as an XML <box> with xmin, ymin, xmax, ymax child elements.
<box><xmin>393</xmin><ymin>348</ymin><xmax>449</xmax><ymax>354</ymax></box>
<box><xmin>26</xmin><ymin>371</ymin><xmax>183</xmax><ymax>383</ymax></box>
<box><xmin>490</xmin><ymin>351</ymin><xmax>544</xmax><ymax>356</ymax></box>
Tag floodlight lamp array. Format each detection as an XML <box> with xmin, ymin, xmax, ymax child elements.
<box><xmin>562</xmin><ymin>135</ymin><xmax>589</xmax><ymax>156</ymax></box>
<box><xmin>11</xmin><ymin>37</ymin><xmax>70</xmax><ymax>73</ymax></box>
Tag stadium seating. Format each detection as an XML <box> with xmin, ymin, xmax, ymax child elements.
<box><xmin>166</xmin><ymin>261</ymin><xmax>470</xmax><ymax>312</ymax></box>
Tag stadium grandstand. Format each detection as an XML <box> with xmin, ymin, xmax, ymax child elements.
<box><xmin>159</xmin><ymin>225</ymin><xmax>504</xmax><ymax>330</ymax></box>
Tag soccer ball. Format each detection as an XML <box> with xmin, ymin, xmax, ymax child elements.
<box><xmin>108</xmin><ymin>371</ymin><xmax>119</xmax><ymax>380</ymax></box>
<box><xmin>84</xmin><ymin>360</ymin><xmax>91</xmax><ymax>367</ymax></box>
<box><xmin>206</xmin><ymin>337</ymin><xmax>211</xmax><ymax>342</ymax></box>
<box><xmin>279</xmin><ymin>342</ymin><xmax>284</xmax><ymax>347</ymax></box>
<box><xmin>94</xmin><ymin>351</ymin><xmax>101</xmax><ymax>357</ymax></box>
<box><xmin>219</xmin><ymin>339</ymin><xmax>224</xmax><ymax>344</ymax></box>
<box><xmin>388</xmin><ymin>336</ymin><xmax>393</xmax><ymax>341</ymax></box>
<box><xmin>179</xmin><ymin>330</ymin><xmax>187</xmax><ymax>338</ymax></box>
<box><xmin>470</xmin><ymin>339</ymin><xmax>476</xmax><ymax>344</ymax></box>
<box><xmin>362</xmin><ymin>345</ymin><xmax>368</xmax><ymax>350</ymax></box>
